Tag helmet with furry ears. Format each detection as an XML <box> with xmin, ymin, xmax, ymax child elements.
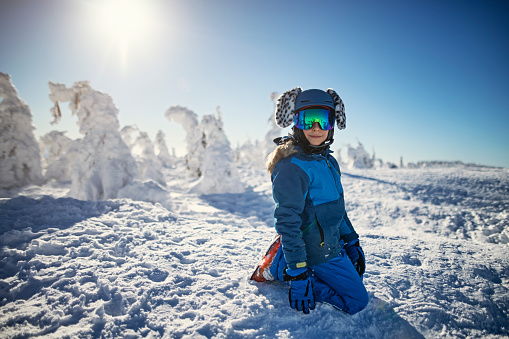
<box><xmin>274</xmin><ymin>87</ymin><xmax>302</xmax><ymax>128</ymax></box>
<box><xmin>326</xmin><ymin>88</ymin><xmax>346</xmax><ymax>130</ymax></box>
<box><xmin>274</xmin><ymin>87</ymin><xmax>346</xmax><ymax>130</ymax></box>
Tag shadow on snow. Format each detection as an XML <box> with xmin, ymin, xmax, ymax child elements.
<box><xmin>0</xmin><ymin>196</ymin><xmax>118</xmax><ymax>280</ymax></box>
<box><xmin>243</xmin><ymin>282</ymin><xmax>424</xmax><ymax>339</ymax></box>
<box><xmin>199</xmin><ymin>189</ymin><xmax>275</xmax><ymax>227</ymax></box>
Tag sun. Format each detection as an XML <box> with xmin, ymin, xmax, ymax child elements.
<box><xmin>91</xmin><ymin>0</ymin><xmax>159</xmax><ymax>71</ymax></box>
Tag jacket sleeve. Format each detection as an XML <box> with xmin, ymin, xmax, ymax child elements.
<box><xmin>339</xmin><ymin>213</ymin><xmax>359</xmax><ymax>243</ymax></box>
<box><xmin>272</xmin><ymin>161</ymin><xmax>309</xmax><ymax>270</ymax></box>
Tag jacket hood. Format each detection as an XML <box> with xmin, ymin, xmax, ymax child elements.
<box><xmin>266</xmin><ymin>139</ymin><xmax>299</xmax><ymax>174</ymax></box>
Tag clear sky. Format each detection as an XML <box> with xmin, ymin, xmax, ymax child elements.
<box><xmin>1</xmin><ymin>0</ymin><xmax>508</xmax><ymax>167</ymax></box>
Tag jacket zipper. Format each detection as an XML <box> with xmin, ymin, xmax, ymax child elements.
<box><xmin>307</xmin><ymin>156</ymin><xmax>340</xmax><ymax>249</ymax></box>
<box><xmin>326</xmin><ymin>159</ymin><xmax>341</xmax><ymax>176</ymax></box>
<box><xmin>326</xmin><ymin>159</ymin><xmax>343</xmax><ymax>196</ymax></box>
<box><xmin>316</xmin><ymin>219</ymin><xmax>325</xmax><ymax>248</ymax></box>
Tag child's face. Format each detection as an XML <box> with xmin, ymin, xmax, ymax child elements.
<box><xmin>303</xmin><ymin>122</ymin><xmax>328</xmax><ymax>146</ymax></box>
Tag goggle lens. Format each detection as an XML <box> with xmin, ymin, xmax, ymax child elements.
<box><xmin>294</xmin><ymin>107</ymin><xmax>334</xmax><ymax>130</ymax></box>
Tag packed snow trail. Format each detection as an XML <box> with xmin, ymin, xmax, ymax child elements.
<box><xmin>0</xmin><ymin>164</ymin><xmax>508</xmax><ymax>338</ymax></box>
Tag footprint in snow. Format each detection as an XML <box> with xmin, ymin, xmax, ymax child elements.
<box><xmin>148</xmin><ymin>268</ymin><xmax>169</xmax><ymax>282</ymax></box>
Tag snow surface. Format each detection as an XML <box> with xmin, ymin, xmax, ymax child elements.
<box><xmin>1</xmin><ymin>163</ymin><xmax>508</xmax><ymax>338</ymax></box>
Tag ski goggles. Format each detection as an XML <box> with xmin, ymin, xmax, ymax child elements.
<box><xmin>294</xmin><ymin>107</ymin><xmax>335</xmax><ymax>130</ymax></box>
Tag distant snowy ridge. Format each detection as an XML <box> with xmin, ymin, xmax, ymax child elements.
<box><xmin>335</xmin><ymin>142</ymin><xmax>504</xmax><ymax>170</ymax></box>
<box><xmin>413</xmin><ymin>160</ymin><xmax>504</xmax><ymax>169</ymax></box>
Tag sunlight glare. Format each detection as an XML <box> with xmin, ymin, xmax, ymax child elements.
<box><xmin>94</xmin><ymin>0</ymin><xmax>158</xmax><ymax>71</ymax></box>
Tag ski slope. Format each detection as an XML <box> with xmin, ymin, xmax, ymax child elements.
<box><xmin>1</xmin><ymin>163</ymin><xmax>508</xmax><ymax>338</ymax></box>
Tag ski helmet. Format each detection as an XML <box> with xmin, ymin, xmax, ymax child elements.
<box><xmin>294</xmin><ymin>89</ymin><xmax>335</xmax><ymax>112</ymax></box>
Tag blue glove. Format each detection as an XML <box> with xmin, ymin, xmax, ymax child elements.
<box><xmin>283</xmin><ymin>268</ymin><xmax>315</xmax><ymax>314</ymax></box>
<box><xmin>345</xmin><ymin>240</ymin><xmax>366</xmax><ymax>277</ymax></box>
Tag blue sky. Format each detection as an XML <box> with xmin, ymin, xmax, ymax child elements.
<box><xmin>1</xmin><ymin>0</ymin><xmax>508</xmax><ymax>167</ymax></box>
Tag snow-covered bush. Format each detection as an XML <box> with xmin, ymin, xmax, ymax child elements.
<box><xmin>0</xmin><ymin>72</ymin><xmax>42</xmax><ymax>190</ymax></box>
<box><xmin>48</xmin><ymin>81</ymin><xmax>139</xmax><ymax>200</ymax></box>
<box><xmin>39</xmin><ymin>131</ymin><xmax>77</xmax><ymax>182</ymax></box>
<box><xmin>166</xmin><ymin>106</ymin><xmax>244</xmax><ymax>194</ymax></box>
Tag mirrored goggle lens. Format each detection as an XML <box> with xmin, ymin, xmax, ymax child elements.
<box><xmin>294</xmin><ymin>108</ymin><xmax>334</xmax><ymax>130</ymax></box>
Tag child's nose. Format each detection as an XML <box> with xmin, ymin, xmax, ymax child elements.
<box><xmin>311</xmin><ymin>122</ymin><xmax>322</xmax><ymax>130</ymax></box>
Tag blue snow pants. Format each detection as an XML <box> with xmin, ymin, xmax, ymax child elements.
<box><xmin>270</xmin><ymin>246</ymin><xmax>369</xmax><ymax>315</ymax></box>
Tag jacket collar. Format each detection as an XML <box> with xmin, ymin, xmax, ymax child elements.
<box><xmin>295</xmin><ymin>145</ymin><xmax>332</xmax><ymax>158</ymax></box>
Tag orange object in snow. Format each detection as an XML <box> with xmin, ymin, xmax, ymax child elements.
<box><xmin>250</xmin><ymin>235</ymin><xmax>281</xmax><ymax>282</ymax></box>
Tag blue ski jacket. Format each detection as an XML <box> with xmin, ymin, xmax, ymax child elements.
<box><xmin>269</xmin><ymin>143</ymin><xmax>358</xmax><ymax>270</ymax></box>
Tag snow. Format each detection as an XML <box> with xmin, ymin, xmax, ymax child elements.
<box><xmin>155</xmin><ymin>131</ymin><xmax>176</xmax><ymax>169</ymax></box>
<box><xmin>1</xmin><ymin>164</ymin><xmax>508</xmax><ymax>338</ymax></box>
<box><xmin>47</xmin><ymin>81</ymin><xmax>139</xmax><ymax>201</ymax></box>
<box><xmin>120</xmin><ymin>126</ymin><xmax>166</xmax><ymax>186</ymax></box>
<box><xmin>0</xmin><ymin>72</ymin><xmax>42</xmax><ymax>189</ymax></box>
<box><xmin>0</xmin><ymin>75</ymin><xmax>508</xmax><ymax>338</ymax></box>
<box><xmin>165</xmin><ymin>106</ymin><xmax>244</xmax><ymax>194</ymax></box>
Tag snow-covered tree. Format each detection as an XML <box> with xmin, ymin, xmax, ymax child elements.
<box><xmin>264</xmin><ymin>92</ymin><xmax>283</xmax><ymax>155</ymax></box>
<box><xmin>120</xmin><ymin>126</ymin><xmax>165</xmax><ymax>186</ymax></box>
<box><xmin>0</xmin><ymin>72</ymin><xmax>42</xmax><ymax>190</ymax></box>
<box><xmin>39</xmin><ymin>131</ymin><xmax>77</xmax><ymax>182</ymax></box>
<box><xmin>166</xmin><ymin>105</ymin><xmax>244</xmax><ymax>194</ymax></box>
<box><xmin>120</xmin><ymin>125</ymin><xmax>139</xmax><ymax>151</ymax></box>
<box><xmin>191</xmin><ymin>107</ymin><xmax>244</xmax><ymax>194</ymax></box>
<box><xmin>236</xmin><ymin>92</ymin><xmax>283</xmax><ymax>168</ymax></box>
<box><xmin>165</xmin><ymin>106</ymin><xmax>204</xmax><ymax>178</ymax></box>
<box><xmin>337</xmin><ymin>142</ymin><xmax>375</xmax><ymax>169</ymax></box>
<box><xmin>134</xmin><ymin>130</ymin><xmax>165</xmax><ymax>185</ymax></box>
<box><xmin>48</xmin><ymin>81</ymin><xmax>138</xmax><ymax>200</ymax></box>
<box><xmin>235</xmin><ymin>138</ymin><xmax>264</xmax><ymax>167</ymax></box>
<box><xmin>155</xmin><ymin>130</ymin><xmax>175</xmax><ymax>168</ymax></box>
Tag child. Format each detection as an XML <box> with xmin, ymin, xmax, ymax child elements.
<box><xmin>252</xmin><ymin>87</ymin><xmax>369</xmax><ymax>315</ymax></box>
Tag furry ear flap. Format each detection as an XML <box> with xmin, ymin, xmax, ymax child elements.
<box><xmin>326</xmin><ymin>88</ymin><xmax>346</xmax><ymax>130</ymax></box>
<box><xmin>275</xmin><ymin>87</ymin><xmax>302</xmax><ymax>128</ymax></box>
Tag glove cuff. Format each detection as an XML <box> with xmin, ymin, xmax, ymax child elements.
<box><xmin>346</xmin><ymin>239</ymin><xmax>360</xmax><ymax>248</ymax></box>
<box><xmin>283</xmin><ymin>268</ymin><xmax>309</xmax><ymax>282</ymax></box>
